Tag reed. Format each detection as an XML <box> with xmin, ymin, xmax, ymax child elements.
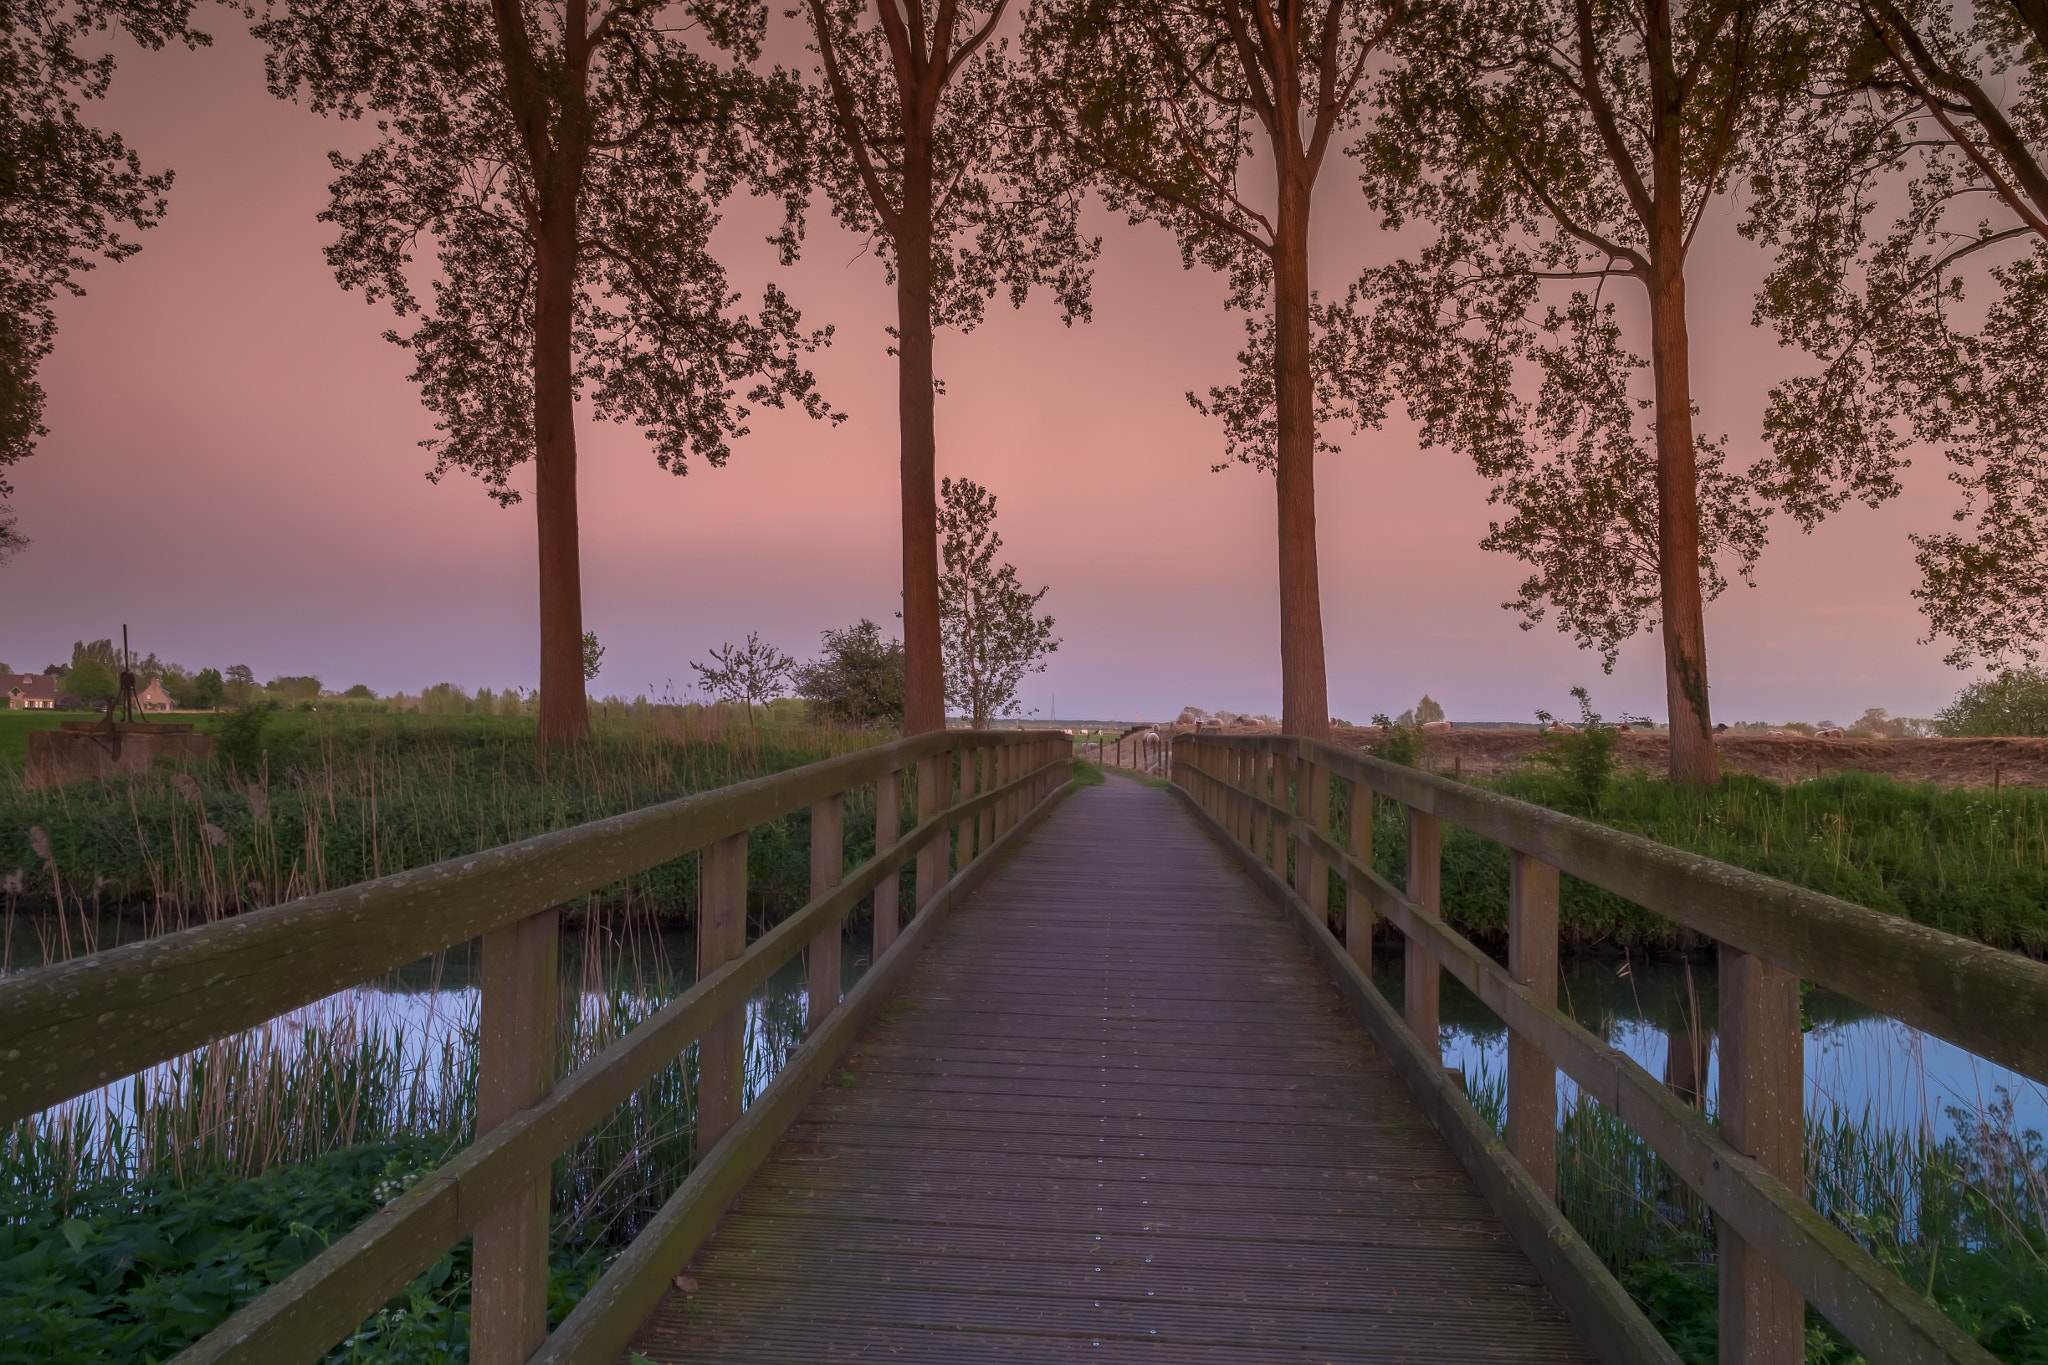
<box><xmin>1462</xmin><ymin>1063</ymin><xmax>2048</xmax><ymax>1362</ymax></box>
<box><xmin>0</xmin><ymin>706</ymin><xmax>884</xmax><ymax>933</ymax></box>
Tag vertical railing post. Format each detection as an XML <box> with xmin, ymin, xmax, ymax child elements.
<box><xmin>1344</xmin><ymin>778</ymin><xmax>1372</xmax><ymax>975</ymax></box>
<box><xmin>806</xmin><ymin>795</ymin><xmax>844</xmax><ymax>1033</ymax></box>
<box><xmin>1719</xmin><ymin>946</ymin><xmax>1805</xmax><ymax>1365</ymax></box>
<box><xmin>1508</xmin><ymin>850</ymin><xmax>1560</xmax><ymax>1199</ymax></box>
<box><xmin>697</xmin><ymin>831</ymin><xmax>748</xmax><ymax>1152</ymax></box>
<box><xmin>1294</xmin><ymin>753</ymin><xmax>1329</xmax><ymax>921</ymax></box>
<box><xmin>1235</xmin><ymin>747</ymin><xmax>1252</xmax><ymax>847</ymax></box>
<box><xmin>917</xmin><ymin>749</ymin><xmax>949</xmax><ymax>911</ymax></box>
<box><xmin>873</xmin><ymin>768</ymin><xmax>900</xmax><ymax>955</ymax></box>
<box><xmin>978</xmin><ymin>747</ymin><xmax>995</xmax><ymax>856</ymax></box>
<box><xmin>472</xmin><ymin>906</ymin><xmax>558</xmax><ymax>1365</ymax></box>
<box><xmin>1404</xmin><ymin>806</ymin><xmax>1442</xmax><ymax>1061</ymax></box>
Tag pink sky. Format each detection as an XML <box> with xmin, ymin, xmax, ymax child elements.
<box><xmin>0</xmin><ymin>24</ymin><xmax>1981</xmax><ymax>726</ymax></box>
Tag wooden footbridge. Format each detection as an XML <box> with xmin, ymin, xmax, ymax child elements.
<box><xmin>5</xmin><ymin>731</ymin><xmax>2046</xmax><ymax>1365</ymax></box>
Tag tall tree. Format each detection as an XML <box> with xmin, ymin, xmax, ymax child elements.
<box><xmin>1750</xmin><ymin>0</ymin><xmax>2048</xmax><ymax>666</ymax></box>
<box><xmin>938</xmin><ymin>475</ymin><xmax>1056</xmax><ymax>725</ymax></box>
<box><xmin>1023</xmin><ymin>0</ymin><xmax>1400</xmax><ymax>739</ymax></box>
<box><xmin>1350</xmin><ymin>0</ymin><xmax>1818</xmax><ymax>784</ymax></box>
<box><xmin>0</xmin><ymin>0</ymin><xmax>207</xmax><ymax>564</ymax></box>
<box><xmin>258</xmin><ymin>0</ymin><xmax>838</xmax><ymax>746</ymax></box>
<box><xmin>797</xmin><ymin>0</ymin><xmax>1093</xmax><ymax>736</ymax></box>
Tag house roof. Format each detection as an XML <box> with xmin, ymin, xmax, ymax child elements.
<box><xmin>137</xmin><ymin>678</ymin><xmax>173</xmax><ymax>702</ymax></box>
<box><xmin>1</xmin><ymin>674</ymin><xmax>56</xmax><ymax>700</ymax></box>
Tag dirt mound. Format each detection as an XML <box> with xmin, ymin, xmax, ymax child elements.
<box><xmin>1177</xmin><ymin>724</ymin><xmax>2048</xmax><ymax>789</ymax></box>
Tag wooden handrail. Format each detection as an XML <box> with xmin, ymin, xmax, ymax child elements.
<box><xmin>0</xmin><ymin>730</ymin><xmax>1036</xmax><ymax>1125</ymax></box>
<box><xmin>1172</xmin><ymin>734</ymin><xmax>2033</xmax><ymax>1365</ymax></box>
<box><xmin>1184</xmin><ymin>734</ymin><xmax>2048</xmax><ymax>1084</ymax></box>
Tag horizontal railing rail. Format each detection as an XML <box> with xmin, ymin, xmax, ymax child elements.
<box><xmin>1</xmin><ymin>729</ymin><xmax>1074</xmax><ymax>1365</ymax></box>
<box><xmin>1173</xmin><ymin>733</ymin><xmax>2045</xmax><ymax>1365</ymax></box>
<box><xmin>1</xmin><ymin>731</ymin><xmax>1025</xmax><ymax>1124</ymax></box>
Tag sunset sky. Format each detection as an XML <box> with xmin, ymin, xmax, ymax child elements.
<box><xmin>0</xmin><ymin>21</ymin><xmax>1985</xmax><ymax>726</ymax></box>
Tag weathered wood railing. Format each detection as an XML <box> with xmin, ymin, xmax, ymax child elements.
<box><xmin>1173</xmin><ymin>733</ymin><xmax>2048</xmax><ymax>1365</ymax></box>
<box><xmin>0</xmin><ymin>729</ymin><xmax>1074</xmax><ymax>1365</ymax></box>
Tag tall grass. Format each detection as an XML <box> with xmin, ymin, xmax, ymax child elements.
<box><xmin>0</xmin><ymin>706</ymin><xmax>885</xmax><ymax>931</ymax></box>
<box><xmin>1462</xmin><ymin>1063</ymin><xmax>2048</xmax><ymax>1362</ymax></box>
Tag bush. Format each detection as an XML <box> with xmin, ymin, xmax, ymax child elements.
<box><xmin>214</xmin><ymin>701</ymin><xmax>274</xmax><ymax>775</ymax></box>
<box><xmin>1367</xmin><ymin>713</ymin><xmax>1423</xmax><ymax>767</ymax></box>
<box><xmin>1530</xmin><ymin>687</ymin><xmax>1635</xmax><ymax>812</ymax></box>
<box><xmin>798</xmin><ymin>619</ymin><xmax>904</xmax><ymax>728</ymax></box>
<box><xmin>1936</xmin><ymin>670</ymin><xmax>2048</xmax><ymax>737</ymax></box>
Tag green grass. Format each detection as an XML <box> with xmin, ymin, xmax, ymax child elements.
<box><xmin>1318</xmin><ymin>768</ymin><xmax>2048</xmax><ymax>956</ymax></box>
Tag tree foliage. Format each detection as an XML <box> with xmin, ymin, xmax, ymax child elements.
<box><xmin>1749</xmin><ymin>0</ymin><xmax>2048</xmax><ymax>666</ymax></box>
<box><xmin>0</xmin><ymin>0</ymin><xmax>206</xmax><ymax>561</ymax></box>
<box><xmin>797</xmin><ymin>618</ymin><xmax>905</xmax><ymax>728</ymax></box>
<box><xmin>258</xmin><ymin>0</ymin><xmax>835</xmax><ymax>498</ymax></box>
<box><xmin>938</xmin><ymin>475</ymin><xmax>1056</xmax><ymax>727</ymax></box>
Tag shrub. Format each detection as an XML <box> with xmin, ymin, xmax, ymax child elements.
<box><xmin>214</xmin><ymin>701</ymin><xmax>274</xmax><ymax>775</ymax></box>
<box><xmin>1937</xmin><ymin>670</ymin><xmax>2048</xmax><ymax>737</ymax></box>
<box><xmin>1531</xmin><ymin>687</ymin><xmax>1638</xmax><ymax>812</ymax></box>
<box><xmin>1367</xmin><ymin>713</ymin><xmax>1423</xmax><ymax>767</ymax></box>
<box><xmin>798</xmin><ymin>619</ymin><xmax>905</xmax><ymax>728</ymax></box>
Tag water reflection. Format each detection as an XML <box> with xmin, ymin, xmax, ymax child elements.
<box><xmin>1373</xmin><ymin>950</ymin><xmax>2048</xmax><ymax>1137</ymax></box>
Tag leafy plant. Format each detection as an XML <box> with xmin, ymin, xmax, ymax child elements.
<box><xmin>213</xmin><ymin>701</ymin><xmax>274</xmax><ymax>776</ymax></box>
<box><xmin>938</xmin><ymin>477</ymin><xmax>1058</xmax><ymax>727</ymax></box>
<box><xmin>1366</xmin><ymin>713</ymin><xmax>1422</xmax><ymax>768</ymax></box>
<box><xmin>1530</xmin><ymin>687</ymin><xmax>1641</xmax><ymax>813</ymax></box>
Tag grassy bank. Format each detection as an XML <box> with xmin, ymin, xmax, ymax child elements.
<box><xmin>1335</xmin><ymin>769</ymin><xmax>2048</xmax><ymax>957</ymax></box>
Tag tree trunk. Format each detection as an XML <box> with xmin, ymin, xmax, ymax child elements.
<box><xmin>897</xmin><ymin>133</ymin><xmax>946</xmax><ymax>737</ymax></box>
<box><xmin>1645</xmin><ymin>248</ymin><xmax>1716</xmax><ymax>783</ymax></box>
<box><xmin>1271</xmin><ymin>171</ymin><xmax>1331</xmax><ymax>741</ymax></box>
<box><xmin>533</xmin><ymin>211</ymin><xmax>589</xmax><ymax>749</ymax></box>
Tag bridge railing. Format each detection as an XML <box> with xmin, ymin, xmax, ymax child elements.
<box><xmin>1173</xmin><ymin>732</ymin><xmax>2048</xmax><ymax>1365</ymax></box>
<box><xmin>0</xmin><ymin>728</ymin><xmax>1074</xmax><ymax>1365</ymax></box>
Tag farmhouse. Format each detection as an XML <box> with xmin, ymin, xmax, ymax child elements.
<box><xmin>136</xmin><ymin>678</ymin><xmax>174</xmax><ymax>712</ymax></box>
<box><xmin>2</xmin><ymin>674</ymin><xmax>56</xmax><ymax>709</ymax></box>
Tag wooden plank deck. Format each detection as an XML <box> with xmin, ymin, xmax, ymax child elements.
<box><xmin>630</xmin><ymin>775</ymin><xmax>1595</xmax><ymax>1363</ymax></box>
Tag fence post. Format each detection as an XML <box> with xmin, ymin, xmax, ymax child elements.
<box><xmin>1508</xmin><ymin>850</ymin><xmax>1560</xmax><ymax>1199</ymax></box>
<box><xmin>873</xmin><ymin>768</ymin><xmax>900</xmax><ymax>955</ymax></box>
<box><xmin>1719</xmin><ymin>946</ymin><xmax>1805</xmax><ymax>1365</ymax></box>
<box><xmin>978</xmin><ymin>747</ymin><xmax>995</xmax><ymax>857</ymax></box>
<box><xmin>1295</xmin><ymin>755</ymin><xmax>1329</xmax><ymax>922</ymax></box>
<box><xmin>471</xmin><ymin>906</ymin><xmax>558</xmax><ymax>1365</ymax></box>
<box><xmin>916</xmin><ymin>750</ymin><xmax>949</xmax><ymax>913</ymax></box>
<box><xmin>806</xmin><ymin>795</ymin><xmax>844</xmax><ymax>1033</ymax></box>
<box><xmin>1345</xmin><ymin>778</ymin><xmax>1372</xmax><ymax>975</ymax></box>
<box><xmin>1404</xmin><ymin>807</ymin><xmax>1442</xmax><ymax>1061</ymax></box>
<box><xmin>1235</xmin><ymin>747</ymin><xmax>1252</xmax><ymax>847</ymax></box>
<box><xmin>697</xmin><ymin>831</ymin><xmax>748</xmax><ymax>1152</ymax></box>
